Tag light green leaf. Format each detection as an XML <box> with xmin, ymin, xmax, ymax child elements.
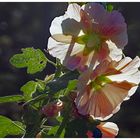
<box><xmin>106</xmin><ymin>4</ymin><xmax>114</xmax><ymax>12</ymax></box>
<box><xmin>56</xmin><ymin>116</ymin><xmax>63</xmax><ymax>123</ymax></box>
<box><xmin>47</xmin><ymin>126</ymin><xmax>59</xmax><ymax>136</ymax></box>
<box><xmin>47</xmin><ymin>126</ymin><xmax>65</xmax><ymax>138</ymax></box>
<box><xmin>10</xmin><ymin>47</ymin><xmax>47</xmax><ymax>74</ymax></box>
<box><xmin>36</xmin><ymin>79</ymin><xmax>46</xmax><ymax>92</ymax></box>
<box><xmin>0</xmin><ymin>115</ymin><xmax>25</xmax><ymax>138</ymax></box>
<box><xmin>0</xmin><ymin>95</ymin><xmax>24</xmax><ymax>103</ymax></box>
<box><xmin>21</xmin><ymin>81</ymin><xmax>37</xmax><ymax>101</ymax></box>
<box><xmin>64</xmin><ymin>80</ymin><xmax>78</xmax><ymax>95</ymax></box>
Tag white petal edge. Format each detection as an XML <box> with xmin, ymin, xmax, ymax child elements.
<box><xmin>50</xmin><ymin>3</ymin><xmax>81</xmax><ymax>36</ymax></box>
<box><xmin>99</xmin><ymin>122</ymin><xmax>119</xmax><ymax>136</ymax></box>
<box><xmin>106</xmin><ymin>40</ymin><xmax>123</xmax><ymax>62</ymax></box>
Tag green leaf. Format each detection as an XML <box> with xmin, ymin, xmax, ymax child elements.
<box><xmin>10</xmin><ymin>47</ymin><xmax>47</xmax><ymax>74</ymax></box>
<box><xmin>54</xmin><ymin>80</ymin><xmax>77</xmax><ymax>98</ymax></box>
<box><xmin>46</xmin><ymin>70</ymin><xmax>79</xmax><ymax>94</ymax></box>
<box><xmin>47</xmin><ymin>126</ymin><xmax>59</xmax><ymax>136</ymax></box>
<box><xmin>21</xmin><ymin>81</ymin><xmax>37</xmax><ymax>101</ymax></box>
<box><xmin>106</xmin><ymin>4</ymin><xmax>114</xmax><ymax>12</ymax></box>
<box><xmin>0</xmin><ymin>95</ymin><xmax>24</xmax><ymax>103</ymax></box>
<box><xmin>0</xmin><ymin>115</ymin><xmax>25</xmax><ymax>138</ymax></box>
<box><xmin>21</xmin><ymin>80</ymin><xmax>47</xmax><ymax>101</ymax></box>
<box><xmin>36</xmin><ymin>79</ymin><xmax>46</xmax><ymax>92</ymax></box>
<box><xmin>47</xmin><ymin>126</ymin><xmax>65</xmax><ymax>138</ymax></box>
<box><xmin>64</xmin><ymin>80</ymin><xmax>78</xmax><ymax>96</ymax></box>
<box><xmin>56</xmin><ymin>116</ymin><xmax>63</xmax><ymax>123</ymax></box>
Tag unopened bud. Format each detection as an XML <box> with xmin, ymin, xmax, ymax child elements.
<box><xmin>42</xmin><ymin>100</ymin><xmax>63</xmax><ymax>117</ymax></box>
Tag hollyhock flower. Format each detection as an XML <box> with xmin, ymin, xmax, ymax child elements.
<box><xmin>42</xmin><ymin>100</ymin><xmax>63</xmax><ymax>117</ymax></box>
<box><xmin>86</xmin><ymin>122</ymin><xmax>119</xmax><ymax>138</ymax></box>
<box><xmin>75</xmin><ymin>56</ymin><xmax>140</xmax><ymax>120</ymax></box>
<box><xmin>47</xmin><ymin>3</ymin><xmax>126</xmax><ymax>71</ymax></box>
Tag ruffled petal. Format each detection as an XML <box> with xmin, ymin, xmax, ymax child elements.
<box><xmin>76</xmin><ymin>81</ymin><xmax>136</xmax><ymax>120</ymax></box>
<box><xmin>63</xmin><ymin>55</ymin><xmax>81</xmax><ymax>70</ymax></box>
<box><xmin>80</xmin><ymin>9</ymin><xmax>93</xmax><ymax>33</ymax></box>
<box><xmin>50</xmin><ymin>4</ymin><xmax>81</xmax><ymax>37</ymax></box>
<box><xmin>97</xmin><ymin>122</ymin><xmax>119</xmax><ymax>138</ymax></box>
<box><xmin>108</xmin><ymin>56</ymin><xmax>140</xmax><ymax>84</ymax></box>
<box><xmin>83</xmin><ymin>3</ymin><xmax>127</xmax><ymax>48</ymax></box>
<box><xmin>83</xmin><ymin>3</ymin><xmax>106</xmax><ymax>24</ymax></box>
<box><xmin>106</xmin><ymin>40</ymin><xmax>123</xmax><ymax>61</ymax></box>
<box><xmin>110</xmin><ymin>29</ymin><xmax>128</xmax><ymax>48</ymax></box>
<box><xmin>66</xmin><ymin>3</ymin><xmax>81</xmax><ymax>22</ymax></box>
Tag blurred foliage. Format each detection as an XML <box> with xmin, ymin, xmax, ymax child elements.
<box><xmin>0</xmin><ymin>2</ymin><xmax>140</xmax><ymax>138</ymax></box>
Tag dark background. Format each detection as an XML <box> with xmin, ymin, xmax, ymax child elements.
<box><xmin>0</xmin><ymin>2</ymin><xmax>140</xmax><ymax>138</ymax></box>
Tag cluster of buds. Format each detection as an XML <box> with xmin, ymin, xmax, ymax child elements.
<box><xmin>47</xmin><ymin>2</ymin><xmax>140</xmax><ymax>137</ymax></box>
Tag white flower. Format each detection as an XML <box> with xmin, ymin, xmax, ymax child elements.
<box><xmin>75</xmin><ymin>56</ymin><xmax>140</xmax><ymax>120</ymax></box>
<box><xmin>47</xmin><ymin>3</ymin><xmax>126</xmax><ymax>71</ymax></box>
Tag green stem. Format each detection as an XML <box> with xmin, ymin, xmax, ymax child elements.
<box><xmin>54</xmin><ymin>103</ymin><xmax>72</xmax><ymax>137</ymax></box>
<box><xmin>23</xmin><ymin>94</ymin><xmax>48</xmax><ymax>106</ymax></box>
<box><xmin>46</xmin><ymin>58</ymin><xmax>56</xmax><ymax>67</ymax></box>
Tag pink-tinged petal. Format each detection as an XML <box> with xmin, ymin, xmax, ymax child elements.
<box><xmin>63</xmin><ymin>55</ymin><xmax>81</xmax><ymax>71</ymax></box>
<box><xmin>97</xmin><ymin>122</ymin><xmax>119</xmax><ymax>138</ymax></box>
<box><xmin>76</xmin><ymin>81</ymin><xmax>136</xmax><ymax>120</ymax></box>
<box><xmin>77</xmin><ymin>69</ymin><xmax>93</xmax><ymax>93</ymax></box>
<box><xmin>91</xmin><ymin>59</ymin><xmax>120</xmax><ymax>80</ymax></box>
<box><xmin>99</xmin><ymin>11</ymin><xmax>126</xmax><ymax>36</ymax></box>
<box><xmin>50</xmin><ymin>4</ymin><xmax>81</xmax><ymax>37</ymax></box>
<box><xmin>91</xmin><ymin>60</ymin><xmax>111</xmax><ymax>79</ymax></box>
<box><xmin>101</xmin><ymin>81</ymin><xmax>136</xmax><ymax>116</ymax></box>
<box><xmin>76</xmin><ymin>56</ymin><xmax>139</xmax><ymax>120</ymax></box>
<box><xmin>76</xmin><ymin>51</ymin><xmax>96</xmax><ymax>72</ymax></box>
<box><xmin>97</xmin><ymin>42</ymin><xmax>110</xmax><ymax>62</ymax></box>
<box><xmin>90</xmin><ymin>90</ymin><xmax>114</xmax><ymax>120</ymax></box>
<box><xmin>83</xmin><ymin>3</ymin><xmax>127</xmax><ymax>48</ymax></box>
<box><xmin>80</xmin><ymin>9</ymin><xmax>93</xmax><ymax>33</ymax></box>
<box><xmin>93</xmin><ymin>40</ymin><xmax>123</xmax><ymax>66</ymax></box>
<box><xmin>83</xmin><ymin>3</ymin><xmax>106</xmax><ymax>24</ymax></box>
<box><xmin>110</xmin><ymin>29</ymin><xmax>128</xmax><ymax>48</ymax></box>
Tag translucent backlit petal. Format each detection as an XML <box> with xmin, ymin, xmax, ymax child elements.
<box><xmin>97</xmin><ymin>122</ymin><xmax>119</xmax><ymax>138</ymax></box>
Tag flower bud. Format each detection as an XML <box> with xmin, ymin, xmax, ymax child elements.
<box><xmin>42</xmin><ymin>100</ymin><xmax>63</xmax><ymax>117</ymax></box>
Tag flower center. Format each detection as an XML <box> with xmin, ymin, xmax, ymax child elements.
<box><xmin>89</xmin><ymin>75</ymin><xmax>112</xmax><ymax>91</ymax></box>
<box><xmin>75</xmin><ymin>33</ymin><xmax>101</xmax><ymax>55</ymax></box>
